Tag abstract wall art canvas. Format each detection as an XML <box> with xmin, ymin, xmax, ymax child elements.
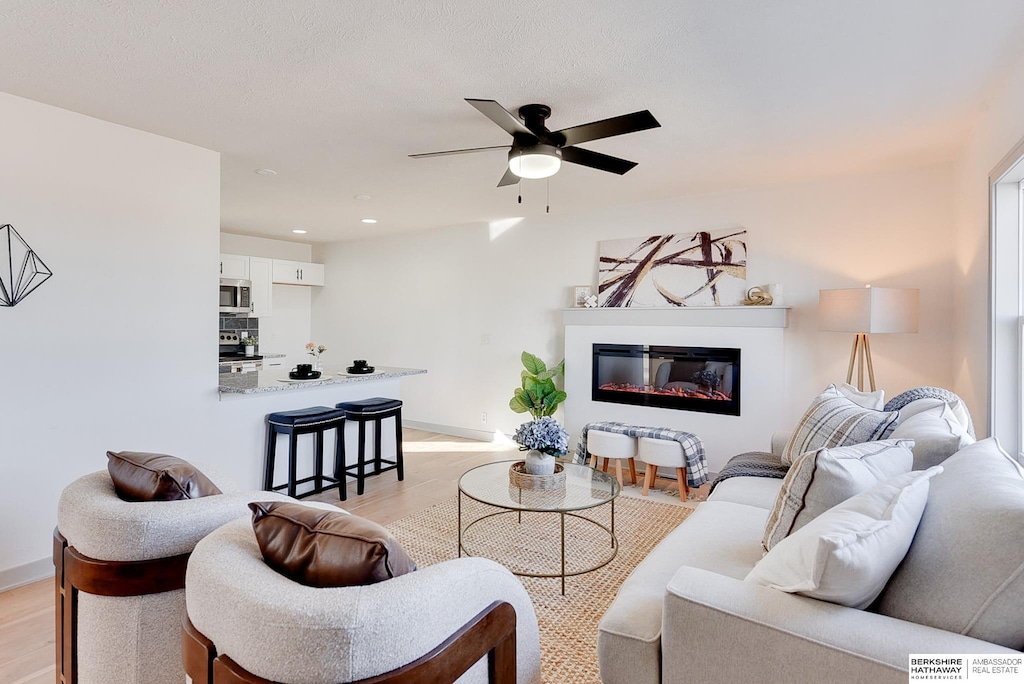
<box><xmin>598</xmin><ymin>229</ymin><xmax>747</xmax><ymax>307</ymax></box>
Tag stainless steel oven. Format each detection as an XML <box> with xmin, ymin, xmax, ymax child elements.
<box><xmin>219</xmin><ymin>278</ymin><xmax>252</xmax><ymax>314</ymax></box>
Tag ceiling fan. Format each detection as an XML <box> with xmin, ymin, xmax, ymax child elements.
<box><xmin>410</xmin><ymin>99</ymin><xmax>661</xmax><ymax>187</ymax></box>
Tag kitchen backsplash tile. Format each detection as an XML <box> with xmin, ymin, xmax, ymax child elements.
<box><xmin>220</xmin><ymin>316</ymin><xmax>259</xmax><ymax>348</ymax></box>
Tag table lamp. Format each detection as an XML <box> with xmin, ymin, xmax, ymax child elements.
<box><xmin>819</xmin><ymin>286</ymin><xmax>919</xmax><ymax>391</ymax></box>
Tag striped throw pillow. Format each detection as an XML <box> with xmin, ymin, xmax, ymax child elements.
<box><xmin>763</xmin><ymin>439</ymin><xmax>914</xmax><ymax>551</ymax></box>
<box><xmin>781</xmin><ymin>386</ymin><xmax>899</xmax><ymax>466</ymax></box>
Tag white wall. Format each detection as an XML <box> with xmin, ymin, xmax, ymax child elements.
<box><xmin>952</xmin><ymin>49</ymin><xmax>1024</xmax><ymax>437</ymax></box>
<box><xmin>220</xmin><ymin>232</ymin><xmax>313</xmax><ymax>367</ymax></box>
<box><xmin>313</xmin><ymin>163</ymin><xmax>959</xmax><ymax>441</ymax></box>
<box><xmin>0</xmin><ymin>92</ymin><xmax>220</xmax><ymax>584</ymax></box>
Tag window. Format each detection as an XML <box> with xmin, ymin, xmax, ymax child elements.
<box><xmin>989</xmin><ymin>147</ymin><xmax>1024</xmax><ymax>458</ymax></box>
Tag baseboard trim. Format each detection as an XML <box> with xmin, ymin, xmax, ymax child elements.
<box><xmin>0</xmin><ymin>556</ymin><xmax>53</xmax><ymax>592</ymax></box>
<box><xmin>403</xmin><ymin>420</ymin><xmax>500</xmax><ymax>443</ymax></box>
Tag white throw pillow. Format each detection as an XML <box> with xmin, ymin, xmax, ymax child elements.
<box><xmin>889</xmin><ymin>402</ymin><xmax>975</xmax><ymax>470</ymax></box>
<box><xmin>746</xmin><ymin>467</ymin><xmax>942</xmax><ymax>609</ymax></box>
<box><xmin>839</xmin><ymin>383</ymin><xmax>885</xmax><ymax>410</ymax></box>
<box><xmin>781</xmin><ymin>385</ymin><xmax>899</xmax><ymax>465</ymax></box>
<box><xmin>876</xmin><ymin>439</ymin><xmax>1024</xmax><ymax>648</ymax></box>
<box><xmin>762</xmin><ymin>439</ymin><xmax>914</xmax><ymax>551</ymax></box>
<box><xmin>897</xmin><ymin>396</ymin><xmax>973</xmax><ymax>437</ymax></box>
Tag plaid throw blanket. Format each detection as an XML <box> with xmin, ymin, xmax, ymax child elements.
<box><xmin>709</xmin><ymin>451</ymin><xmax>789</xmax><ymax>494</ymax></box>
<box><xmin>574</xmin><ymin>421</ymin><xmax>708</xmax><ymax>487</ymax></box>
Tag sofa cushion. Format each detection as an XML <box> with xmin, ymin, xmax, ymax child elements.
<box><xmin>762</xmin><ymin>440</ymin><xmax>914</xmax><ymax>551</ymax></box>
<box><xmin>250</xmin><ymin>501</ymin><xmax>416</xmax><ymax>587</ymax></box>
<box><xmin>746</xmin><ymin>467</ymin><xmax>940</xmax><ymax>609</ymax></box>
<box><xmin>875</xmin><ymin>439</ymin><xmax>1024</xmax><ymax>649</ymax></box>
<box><xmin>889</xmin><ymin>390</ymin><xmax>974</xmax><ymax>438</ymax></box>
<box><xmin>781</xmin><ymin>386</ymin><xmax>899</xmax><ymax>465</ymax></box>
<box><xmin>597</xmin><ymin>500</ymin><xmax>768</xmax><ymax>684</ymax></box>
<box><xmin>708</xmin><ymin>476</ymin><xmax>783</xmax><ymax>510</ymax></box>
<box><xmin>106</xmin><ymin>451</ymin><xmax>222</xmax><ymax>502</ymax></box>
<box><xmin>889</xmin><ymin>403</ymin><xmax>974</xmax><ymax>470</ymax></box>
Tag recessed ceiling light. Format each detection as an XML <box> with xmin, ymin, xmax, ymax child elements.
<box><xmin>292</xmin><ymin>229</ymin><xmax>307</xmax><ymax>234</ymax></box>
<box><xmin>361</xmin><ymin>218</ymin><xmax>378</xmax><ymax>224</ymax></box>
<box><xmin>254</xmin><ymin>168</ymin><xmax>278</xmax><ymax>176</ymax></box>
<box><xmin>354</xmin><ymin>194</ymin><xmax>372</xmax><ymax>201</ymax></box>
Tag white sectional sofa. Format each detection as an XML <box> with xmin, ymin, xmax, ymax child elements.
<box><xmin>598</xmin><ymin>394</ymin><xmax>1024</xmax><ymax>684</ymax></box>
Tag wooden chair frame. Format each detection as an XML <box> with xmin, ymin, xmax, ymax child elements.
<box><xmin>182</xmin><ymin>600</ymin><xmax>517</xmax><ymax>684</ymax></box>
<box><xmin>53</xmin><ymin>528</ymin><xmax>191</xmax><ymax>684</ymax></box>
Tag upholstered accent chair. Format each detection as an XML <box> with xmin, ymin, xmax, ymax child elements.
<box><xmin>182</xmin><ymin>512</ymin><xmax>543</xmax><ymax>684</ymax></box>
<box><xmin>55</xmin><ymin>466</ymin><xmax>287</xmax><ymax>684</ymax></box>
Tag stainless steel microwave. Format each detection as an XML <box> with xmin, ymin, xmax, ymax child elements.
<box><xmin>219</xmin><ymin>278</ymin><xmax>252</xmax><ymax>314</ymax></box>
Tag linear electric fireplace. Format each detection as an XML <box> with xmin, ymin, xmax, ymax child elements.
<box><xmin>592</xmin><ymin>344</ymin><xmax>741</xmax><ymax>416</ymax></box>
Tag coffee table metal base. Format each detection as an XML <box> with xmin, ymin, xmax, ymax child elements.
<box><xmin>458</xmin><ymin>494</ymin><xmax>618</xmax><ymax>595</ymax></box>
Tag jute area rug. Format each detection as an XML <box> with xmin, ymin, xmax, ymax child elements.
<box><xmin>386</xmin><ymin>494</ymin><xmax>694</xmax><ymax>684</ymax></box>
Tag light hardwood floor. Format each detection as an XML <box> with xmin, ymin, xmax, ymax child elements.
<box><xmin>0</xmin><ymin>428</ymin><xmax>519</xmax><ymax>684</ymax></box>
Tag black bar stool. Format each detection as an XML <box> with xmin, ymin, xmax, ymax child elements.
<box><xmin>264</xmin><ymin>406</ymin><xmax>348</xmax><ymax>500</ymax></box>
<box><xmin>335</xmin><ymin>397</ymin><xmax>404</xmax><ymax>495</ymax></box>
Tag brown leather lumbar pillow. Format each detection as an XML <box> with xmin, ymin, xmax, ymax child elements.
<box><xmin>249</xmin><ymin>501</ymin><xmax>417</xmax><ymax>587</ymax></box>
<box><xmin>106</xmin><ymin>451</ymin><xmax>222</xmax><ymax>502</ymax></box>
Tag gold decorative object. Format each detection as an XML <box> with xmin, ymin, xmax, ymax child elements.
<box><xmin>743</xmin><ymin>286</ymin><xmax>774</xmax><ymax>306</ymax></box>
<box><xmin>509</xmin><ymin>461</ymin><xmax>566</xmax><ymax>490</ymax></box>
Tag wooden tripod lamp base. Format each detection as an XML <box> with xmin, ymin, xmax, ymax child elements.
<box><xmin>846</xmin><ymin>333</ymin><xmax>876</xmax><ymax>392</ymax></box>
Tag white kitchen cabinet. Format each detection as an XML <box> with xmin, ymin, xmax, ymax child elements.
<box><xmin>272</xmin><ymin>259</ymin><xmax>325</xmax><ymax>286</ymax></box>
<box><xmin>220</xmin><ymin>253</ymin><xmax>249</xmax><ymax>279</ymax></box>
<box><xmin>299</xmin><ymin>262</ymin><xmax>325</xmax><ymax>286</ymax></box>
<box><xmin>249</xmin><ymin>257</ymin><xmax>273</xmax><ymax>317</ymax></box>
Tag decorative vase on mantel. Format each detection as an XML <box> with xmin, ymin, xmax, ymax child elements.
<box><xmin>524</xmin><ymin>449</ymin><xmax>557</xmax><ymax>475</ymax></box>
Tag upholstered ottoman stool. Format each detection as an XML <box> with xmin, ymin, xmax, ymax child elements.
<box><xmin>587</xmin><ymin>430</ymin><xmax>637</xmax><ymax>488</ymax></box>
<box><xmin>637</xmin><ymin>437</ymin><xmax>689</xmax><ymax>498</ymax></box>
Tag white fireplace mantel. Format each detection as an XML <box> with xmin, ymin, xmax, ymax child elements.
<box><xmin>561</xmin><ymin>306</ymin><xmax>789</xmax><ymax>328</ymax></box>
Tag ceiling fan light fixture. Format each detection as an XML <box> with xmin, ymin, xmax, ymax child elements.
<box><xmin>508</xmin><ymin>144</ymin><xmax>562</xmax><ymax>179</ymax></box>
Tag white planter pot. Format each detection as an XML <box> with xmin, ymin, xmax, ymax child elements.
<box><xmin>524</xmin><ymin>450</ymin><xmax>556</xmax><ymax>475</ymax></box>
<box><xmin>245</xmin><ymin>345</ymin><xmax>255</xmax><ymax>357</ymax></box>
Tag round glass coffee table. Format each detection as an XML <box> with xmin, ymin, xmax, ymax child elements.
<box><xmin>458</xmin><ymin>460</ymin><xmax>620</xmax><ymax>595</ymax></box>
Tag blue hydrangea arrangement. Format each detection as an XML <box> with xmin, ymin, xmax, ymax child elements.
<box><xmin>513</xmin><ymin>416</ymin><xmax>570</xmax><ymax>457</ymax></box>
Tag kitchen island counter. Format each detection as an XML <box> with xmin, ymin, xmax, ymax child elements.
<box><xmin>219</xmin><ymin>366</ymin><xmax>426</xmax><ymax>396</ymax></box>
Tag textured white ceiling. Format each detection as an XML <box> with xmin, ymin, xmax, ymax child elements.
<box><xmin>1</xmin><ymin>1</ymin><xmax>1022</xmax><ymax>241</ymax></box>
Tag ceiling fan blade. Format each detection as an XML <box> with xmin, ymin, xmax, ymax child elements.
<box><xmin>561</xmin><ymin>146</ymin><xmax>638</xmax><ymax>175</ymax></box>
<box><xmin>497</xmin><ymin>167</ymin><xmax>519</xmax><ymax>187</ymax></box>
<box><xmin>555</xmin><ymin>110</ymin><xmax>660</xmax><ymax>147</ymax></box>
<box><xmin>466</xmin><ymin>99</ymin><xmax>533</xmax><ymax>137</ymax></box>
<box><xmin>409</xmin><ymin>145</ymin><xmax>509</xmax><ymax>159</ymax></box>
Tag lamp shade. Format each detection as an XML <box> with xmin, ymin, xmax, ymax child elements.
<box><xmin>508</xmin><ymin>144</ymin><xmax>562</xmax><ymax>179</ymax></box>
<box><xmin>819</xmin><ymin>287</ymin><xmax>919</xmax><ymax>333</ymax></box>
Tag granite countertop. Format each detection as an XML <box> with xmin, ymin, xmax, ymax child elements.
<box><xmin>219</xmin><ymin>365</ymin><xmax>427</xmax><ymax>395</ymax></box>
<box><xmin>260</xmin><ymin>352</ymin><xmax>287</xmax><ymax>358</ymax></box>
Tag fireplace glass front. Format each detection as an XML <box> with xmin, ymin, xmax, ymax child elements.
<box><xmin>592</xmin><ymin>344</ymin><xmax>741</xmax><ymax>416</ymax></box>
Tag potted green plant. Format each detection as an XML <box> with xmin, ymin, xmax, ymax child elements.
<box><xmin>241</xmin><ymin>336</ymin><xmax>258</xmax><ymax>357</ymax></box>
<box><xmin>509</xmin><ymin>352</ymin><xmax>568</xmax><ymax>474</ymax></box>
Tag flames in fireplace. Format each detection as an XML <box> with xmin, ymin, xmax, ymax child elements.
<box><xmin>598</xmin><ymin>382</ymin><xmax>732</xmax><ymax>401</ymax></box>
<box><xmin>592</xmin><ymin>344</ymin><xmax>741</xmax><ymax>416</ymax></box>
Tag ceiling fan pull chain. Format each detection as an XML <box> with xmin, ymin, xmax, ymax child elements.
<box><xmin>518</xmin><ymin>165</ymin><xmax>522</xmax><ymax>204</ymax></box>
<box><xmin>546</xmin><ymin>178</ymin><xmax>550</xmax><ymax>213</ymax></box>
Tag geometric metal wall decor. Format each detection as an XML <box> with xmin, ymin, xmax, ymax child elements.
<box><xmin>1</xmin><ymin>224</ymin><xmax>53</xmax><ymax>307</ymax></box>
<box><xmin>598</xmin><ymin>229</ymin><xmax>747</xmax><ymax>307</ymax></box>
